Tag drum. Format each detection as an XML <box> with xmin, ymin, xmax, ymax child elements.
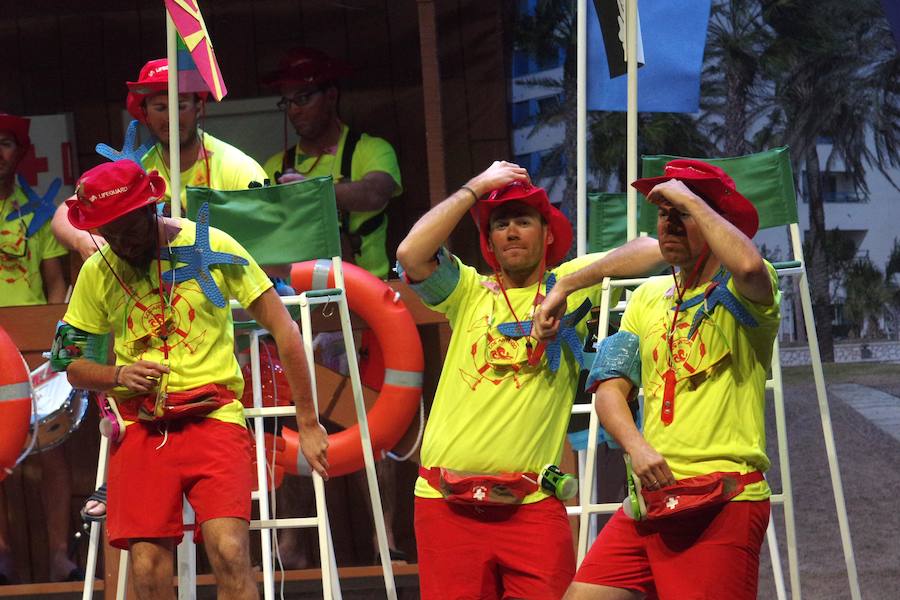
<box><xmin>24</xmin><ymin>362</ymin><xmax>90</xmax><ymax>453</ymax></box>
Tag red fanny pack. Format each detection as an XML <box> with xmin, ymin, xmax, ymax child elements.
<box><xmin>117</xmin><ymin>383</ymin><xmax>236</xmax><ymax>422</ymax></box>
<box><xmin>641</xmin><ymin>471</ymin><xmax>764</xmax><ymax>520</ymax></box>
<box><xmin>419</xmin><ymin>466</ymin><xmax>540</xmax><ymax>505</ymax></box>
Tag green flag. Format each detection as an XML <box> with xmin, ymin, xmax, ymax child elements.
<box><xmin>185</xmin><ymin>176</ymin><xmax>341</xmax><ymax>266</ymax></box>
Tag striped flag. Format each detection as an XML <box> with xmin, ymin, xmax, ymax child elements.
<box><xmin>164</xmin><ymin>0</ymin><xmax>228</xmax><ymax>101</ymax></box>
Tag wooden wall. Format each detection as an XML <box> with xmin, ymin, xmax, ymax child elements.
<box><xmin>0</xmin><ymin>0</ymin><xmax>511</xmax><ymax>267</ymax></box>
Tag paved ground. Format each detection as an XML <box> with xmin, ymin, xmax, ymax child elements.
<box><xmin>757</xmin><ymin>362</ymin><xmax>900</xmax><ymax>600</ymax></box>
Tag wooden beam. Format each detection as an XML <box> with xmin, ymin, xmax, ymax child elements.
<box><xmin>416</xmin><ymin>0</ymin><xmax>448</xmax><ymax>207</ymax></box>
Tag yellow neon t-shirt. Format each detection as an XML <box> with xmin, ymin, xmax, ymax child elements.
<box><xmin>141</xmin><ymin>131</ymin><xmax>267</xmax><ymax>211</ymax></box>
<box><xmin>0</xmin><ymin>185</ymin><xmax>68</xmax><ymax>307</ymax></box>
<box><xmin>263</xmin><ymin>125</ymin><xmax>402</xmax><ymax>278</ymax></box>
<box><xmin>620</xmin><ymin>262</ymin><xmax>781</xmax><ymax>501</ymax></box>
<box><xmin>63</xmin><ymin>219</ymin><xmax>272</xmax><ymax>425</ymax></box>
<box><xmin>415</xmin><ymin>253</ymin><xmax>612</xmax><ymax>503</ymax></box>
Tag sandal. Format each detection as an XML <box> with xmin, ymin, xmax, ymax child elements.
<box><xmin>80</xmin><ymin>483</ymin><xmax>107</xmax><ymax>523</ymax></box>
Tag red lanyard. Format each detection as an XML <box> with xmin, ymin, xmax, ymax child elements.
<box><xmin>661</xmin><ymin>247</ymin><xmax>709</xmax><ymax>425</ymax></box>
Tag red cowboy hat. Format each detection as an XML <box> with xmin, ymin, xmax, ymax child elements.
<box><xmin>631</xmin><ymin>159</ymin><xmax>759</xmax><ymax>238</ymax></box>
<box><xmin>0</xmin><ymin>113</ymin><xmax>30</xmax><ymax>149</ymax></box>
<box><xmin>125</xmin><ymin>58</ymin><xmax>210</xmax><ymax>123</ymax></box>
<box><xmin>261</xmin><ymin>47</ymin><xmax>353</xmax><ymax>88</ymax></box>
<box><xmin>66</xmin><ymin>160</ymin><xmax>166</xmax><ymax>230</ymax></box>
<box><xmin>472</xmin><ymin>181</ymin><xmax>573</xmax><ymax>271</ymax></box>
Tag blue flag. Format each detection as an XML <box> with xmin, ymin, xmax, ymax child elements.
<box><xmin>587</xmin><ymin>0</ymin><xmax>711</xmax><ymax>113</ymax></box>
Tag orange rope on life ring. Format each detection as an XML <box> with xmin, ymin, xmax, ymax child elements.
<box><xmin>0</xmin><ymin>326</ymin><xmax>33</xmax><ymax>482</ymax></box>
<box><xmin>270</xmin><ymin>259</ymin><xmax>423</xmax><ymax>478</ymax></box>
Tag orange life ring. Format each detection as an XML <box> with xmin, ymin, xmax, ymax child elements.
<box><xmin>271</xmin><ymin>259</ymin><xmax>423</xmax><ymax>478</ymax></box>
<box><xmin>0</xmin><ymin>326</ymin><xmax>33</xmax><ymax>483</ymax></box>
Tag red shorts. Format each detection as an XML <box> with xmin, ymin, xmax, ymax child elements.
<box><xmin>415</xmin><ymin>496</ymin><xmax>575</xmax><ymax>600</ymax></box>
<box><xmin>106</xmin><ymin>418</ymin><xmax>254</xmax><ymax>550</ymax></box>
<box><xmin>575</xmin><ymin>501</ymin><xmax>770</xmax><ymax>600</ymax></box>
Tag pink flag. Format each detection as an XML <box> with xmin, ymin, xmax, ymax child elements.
<box><xmin>163</xmin><ymin>0</ymin><xmax>228</xmax><ymax>101</ymax></box>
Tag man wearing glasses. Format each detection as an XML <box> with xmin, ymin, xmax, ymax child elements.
<box><xmin>261</xmin><ymin>47</ymin><xmax>402</xmax><ymax>280</ymax></box>
<box><xmin>0</xmin><ymin>113</ymin><xmax>78</xmax><ymax>583</ymax></box>
<box><xmin>52</xmin><ymin>58</ymin><xmax>267</xmax><ymax>262</ymax></box>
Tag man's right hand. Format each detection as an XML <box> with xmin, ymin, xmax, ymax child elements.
<box><xmin>466</xmin><ymin>160</ymin><xmax>530</xmax><ymax>198</ymax></box>
<box><xmin>117</xmin><ymin>360</ymin><xmax>170</xmax><ymax>393</ymax></box>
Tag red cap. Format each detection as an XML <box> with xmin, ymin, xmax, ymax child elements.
<box><xmin>261</xmin><ymin>47</ymin><xmax>352</xmax><ymax>88</ymax></box>
<box><xmin>472</xmin><ymin>181</ymin><xmax>573</xmax><ymax>271</ymax></box>
<box><xmin>125</xmin><ymin>59</ymin><xmax>209</xmax><ymax>123</ymax></box>
<box><xmin>0</xmin><ymin>113</ymin><xmax>30</xmax><ymax>149</ymax></box>
<box><xmin>631</xmin><ymin>159</ymin><xmax>759</xmax><ymax>238</ymax></box>
<box><xmin>66</xmin><ymin>160</ymin><xmax>166</xmax><ymax>230</ymax></box>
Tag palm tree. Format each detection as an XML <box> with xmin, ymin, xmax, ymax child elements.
<box><xmin>700</xmin><ymin>0</ymin><xmax>773</xmax><ymax>156</ymax></box>
<box><xmin>756</xmin><ymin>0</ymin><xmax>900</xmax><ymax>360</ymax></box>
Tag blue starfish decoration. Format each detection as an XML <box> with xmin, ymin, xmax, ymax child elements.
<box><xmin>672</xmin><ymin>270</ymin><xmax>758</xmax><ymax>338</ymax></box>
<box><xmin>95</xmin><ymin>119</ymin><xmax>157</xmax><ymax>168</ymax></box>
<box><xmin>496</xmin><ymin>273</ymin><xmax>593</xmax><ymax>372</ymax></box>
<box><xmin>8</xmin><ymin>174</ymin><xmax>61</xmax><ymax>237</ymax></box>
<box><xmin>159</xmin><ymin>203</ymin><xmax>248</xmax><ymax>308</ymax></box>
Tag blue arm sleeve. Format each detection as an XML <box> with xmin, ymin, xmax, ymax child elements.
<box><xmin>395</xmin><ymin>246</ymin><xmax>460</xmax><ymax>306</ymax></box>
<box><xmin>585</xmin><ymin>331</ymin><xmax>641</xmax><ymax>392</ymax></box>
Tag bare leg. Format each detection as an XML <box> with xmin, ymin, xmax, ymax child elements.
<box><xmin>563</xmin><ymin>582</ymin><xmax>644</xmax><ymax>600</ymax></box>
<box><xmin>201</xmin><ymin>517</ymin><xmax>258</xmax><ymax>600</ymax></box>
<box><xmin>39</xmin><ymin>446</ymin><xmax>79</xmax><ymax>580</ymax></box>
<box><xmin>129</xmin><ymin>538</ymin><xmax>176</xmax><ymax>600</ymax></box>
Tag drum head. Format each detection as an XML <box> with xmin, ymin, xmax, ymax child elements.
<box><xmin>25</xmin><ymin>362</ymin><xmax>90</xmax><ymax>454</ymax></box>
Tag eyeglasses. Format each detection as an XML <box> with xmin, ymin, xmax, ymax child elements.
<box><xmin>276</xmin><ymin>89</ymin><xmax>323</xmax><ymax>110</ymax></box>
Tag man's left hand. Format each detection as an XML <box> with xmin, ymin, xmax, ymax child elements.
<box><xmin>298</xmin><ymin>421</ymin><xmax>330</xmax><ymax>480</ymax></box>
<box><xmin>646</xmin><ymin>179</ymin><xmax>704</xmax><ymax>214</ymax></box>
<box><xmin>532</xmin><ymin>285</ymin><xmax>568</xmax><ymax>341</ymax></box>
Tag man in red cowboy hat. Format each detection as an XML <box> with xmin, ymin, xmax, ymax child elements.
<box><xmin>396</xmin><ymin>161</ymin><xmax>662</xmax><ymax>599</ymax></box>
<box><xmin>262</xmin><ymin>47</ymin><xmax>401</xmax><ymax>280</ymax></box>
<box><xmin>0</xmin><ymin>113</ymin><xmax>79</xmax><ymax>583</ymax></box>
<box><xmin>542</xmin><ymin>160</ymin><xmax>780</xmax><ymax>600</ymax></box>
<box><xmin>55</xmin><ymin>160</ymin><xmax>328</xmax><ymax>599</ymax></box>
<box><xmin>52</xmin><ymin>58</ymin><xmax>266</xmax><ymax>261</ymax></box>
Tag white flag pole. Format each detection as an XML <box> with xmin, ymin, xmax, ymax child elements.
<box><xmin>626</xmin><ymin>0</ymin><xmax>638</xmax><ymax>241</ymax></box>
<box><xmin>166</xmin><ymin>11</ymin><xmax>182</xmax><ymax>220</ymax></box>
<box><xmin>576</xmin><ymin>0</ymin><xmax>588</xmax><ymax>256</ymax></box>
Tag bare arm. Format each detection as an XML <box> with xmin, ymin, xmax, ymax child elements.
<box><xmin>334</xmin><ymin>171</ymin><xmax>397</xmax><ymax>213</ymax></box>
<box><xmin>396</xmin><ymin>161</ymin><xmax>529</xmax><ymax>282</ymax></box>
<box><xmin>648</xmin><ymin>180</ymin><xmax>772</xmax><ymax>305</ymax></box>
<box><xmin>52</xmin><ymin>203</ymin><xmax>106</xmax><ymax>261</ymax></box>
<box><xmin>40</xmin><ymin>257</ymin><xmax>67</xmax><ymax>303</ymax></box>
<box><xmin>245</xmin><ymin>287</ymin><xmax>329</xmax><ymax>479</ymax></box>
<box><xmin>595</xmin><ymin>377</ymin><xmax>675</xmax><ymax>490</ymax></box>
<box><xmin>533</xmin><ymin>236</ymin><xmax>664</xmax><ymax>339</ymax></box>
<box><xmin>67</xmin><ymin>358</ymin><xmax>169</xmax><ymax>394</ymax></box>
